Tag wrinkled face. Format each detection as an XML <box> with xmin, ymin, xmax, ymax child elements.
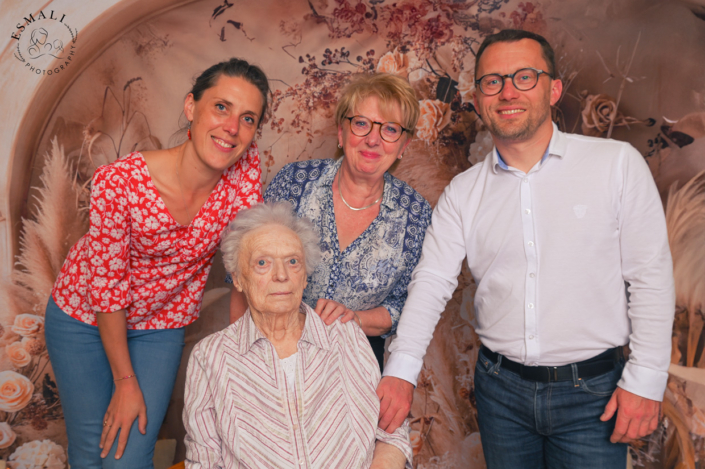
<box><xmin>234</xmin><ymin>224</ymin><xmax>307</xmax><ymax>317</ymax></box>
<box><xmin>184</xmin><ymin>75</ymin><xmax>264</xmax><ymax>172</ymax></box>
<box><xmin>473</xmin><ymin>39</ymin><xmax>562</xmax><ymax>143</ymax></box>
<box><xmin>338</xmin><ymin>96</ymin><xmax>411</xmax><ymax>179</ymax></box>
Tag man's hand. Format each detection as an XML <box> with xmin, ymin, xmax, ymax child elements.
<box><xmin>377</xmin><ymin>376</ymin><xmax>414</xmax><ymax>433</ymax></box>
<box><xmin>600</xmin><ymin>387</ymin><xmax>661</xmax><ymax>443</ymax></box>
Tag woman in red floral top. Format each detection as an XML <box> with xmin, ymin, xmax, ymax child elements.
<box><xmin>45</xmin><ymin>58</ymin><xmax>267</xmax><ymax>469</ymax></box>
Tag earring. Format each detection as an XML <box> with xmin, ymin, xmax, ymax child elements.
<box><xmin>187</xmin><ymin>121</ymin><xmax>192</xmax><ymax>140</ymax></box>
<box><xmin>338</xmin><ymin>143</ymin><xmax>342</xmax><ymax>149</ymax></box>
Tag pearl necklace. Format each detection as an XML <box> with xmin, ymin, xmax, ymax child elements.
<box><xmin>337</xmin><ymin>164</ymin><xmax>383</xmax><ymax>211</ymax></box>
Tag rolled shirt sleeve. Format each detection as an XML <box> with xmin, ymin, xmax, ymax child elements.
<box><xmin>375</xmin><ymin>421</ymin><xmax>414</xmax><ymax>469</ymax></box>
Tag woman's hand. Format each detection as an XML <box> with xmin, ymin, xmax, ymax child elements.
<box><xmin>100</xmin><ymin>379</ymin><xmax>147</xmax><ymax>459</ymax></box>
<box><xmin>314</xmin><ymin>302</ymin><xmax>393</xmax><ymax>335</ymax></box>
<box><xmin>314</xmin><ymin>299</ymin><xmax>356</xmax><ymax>326</ymax></box>
<box><xmin>96</xmin><ymin>309</ymin><xmax>144</xmax><ymax>460</ymax></box>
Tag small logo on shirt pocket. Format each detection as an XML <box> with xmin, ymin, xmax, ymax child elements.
<box><xmin>573</xmin><ymin>205</ymin><xmax>588</xmax><ymax>219</ymax></box>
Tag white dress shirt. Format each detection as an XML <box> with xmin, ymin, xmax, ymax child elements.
<box><xmin>385</xmin><ymin>124</ymin><xmax>675</xmax><ymax>401</ymax></box>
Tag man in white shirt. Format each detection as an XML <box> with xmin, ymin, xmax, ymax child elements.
<box><xmin>376</xmin><ymin>29</ymin><xmax>675</xmax><ymax>468</ymax></box>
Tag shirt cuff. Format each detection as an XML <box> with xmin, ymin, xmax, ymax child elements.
<box><xmin>617</xmin><ymin>361</ymin><xmax>669</xmax><ymax>402</ymax></box>
<box><xmin>375</xmin><ymin>420</ymin><xmax>413</xmax><ymax>468</ymax></box>
<box><xmin>380</xmin><ymin>303</ymin><xmax>400</xmax><ymax>339</ymax></box>
<box><xmin>383</xmin><ymin>352</ymin><xmax>423</xmax><ymax>387</ymax></box>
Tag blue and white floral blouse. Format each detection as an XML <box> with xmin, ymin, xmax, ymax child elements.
<box><xmin>263</xmin><ymin>158</ymin><xmax>432</xmax><ymax>338</ymax></box>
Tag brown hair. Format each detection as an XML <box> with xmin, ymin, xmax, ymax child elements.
<box><xmin>334</xmin><ymin>73</ymin><xmax>420</xmax><ymax>137</ymax></box>
<box><xmin>475</xmin><ymin>29</ymin><xmax>556</xmax><ymax>78</ymax></box>
<box><xmin>190</xmin><ymin>57</ymin><xmax>270</xmax><ymax>127</ymax></box>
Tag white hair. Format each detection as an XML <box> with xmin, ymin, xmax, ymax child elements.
<box><xmin>221</xmin><ymin>201</ymin><xmax>322</xmax><ymax>276</ymax></box>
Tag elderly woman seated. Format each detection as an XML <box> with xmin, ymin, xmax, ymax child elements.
<box><xmin>183</xmin><ymin>201</ymin><xmax>412</xmax><ymax>469</ymax></box>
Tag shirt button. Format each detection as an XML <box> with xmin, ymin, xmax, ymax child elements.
<box><xmin>528</xmin><ymin>303</ymin><xmax>534</xmax><ymax>309</ymax></box>
<box><xmin>523</xmin><ymin>178</ymin><xmax>529</xmax><ymax>183</ymax></box>
<box><xmin>299</xmin><ymin>460</ymin><xmax>305</xmax><ymax>466</ymax></box>
<box><xmin>527</xmin><ymin>241</ymin><xmax>534</xmax><ymax>247</ymax></box>
<box><xmin>529</xmin><ymin>273</ymin><xmax>536</xmax><ymax>278</ymax></box>
<box><xmin>529</xmin><ymin>335</ymin><xmax>534</xmax><ymax>339</ymax></box>
<box><xmin>525</xmin><ymin>209</ymin><xmax>531</xmax><ymax>214</ymax></box>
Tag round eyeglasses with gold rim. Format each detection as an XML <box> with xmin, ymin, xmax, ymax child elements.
<box><xmin>345</xmin><ymin>116</ymin><xmax>409</xmax><ymax>143</ymax></box>
<box><xmin>475</xmin><ymin>67</ymin><xmax>553</xmax><ymax>96</ymax></box>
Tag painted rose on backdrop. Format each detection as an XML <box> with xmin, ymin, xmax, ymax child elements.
<box><xmin>581</xmin><ymin>93</ymin><xmax>618</xmax><ymax>136</ymax></box>
<box><xmin>580</xmin><ymin>92</ymin><xmax>653</xmax><ymax>137</ymax></box>
<box><xmin>11</xmin><ymin>315</ymin><xmax>45</xmax><ymax>338</ymax></box>
<box><xmin>0</xmin><ymin>423</ymin><xmax>17</xmax><ymax>450</ymax></box>
<box><xmin>8</xmin><ymin>439</ymin><xmax>66</xmax><ymax>469</ymax></box>
<box><xmin>0</xmin><ymin>371</ymin><xmax>34</xmax><ymax>413</ymax></box>
<box><xmin>5</xmin><ymin>343</ymin><xmax>32</xmax><ymax>369</ymax></box>
<box><xmin>376</xmin><ymin>47</ymin><xmax>410</xmax><ymax>78</ymax></box>
<box><xmin>416</xmin><ymin>99</ymin><xmax>452</xmax><ymax>144</ymax></box>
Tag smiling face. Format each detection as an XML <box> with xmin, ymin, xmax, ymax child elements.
<box><xmin>338</xmin><ymin>96</ymin><xmax>411</xmax><ymax>180</ymax></box>
<box><xmin>234</xmin><ymin>224</ymin><xmax>308</xmax><ymax>317</ymax></box>
<box><xmin>184</xmin><ymin>74</ymin><xmax>264</xmax><ymax>173</ymax></box>
<box><xmin>473</xmin><ymin>39</ymin><xmax>562</xmax><ymax>143</ymax></box>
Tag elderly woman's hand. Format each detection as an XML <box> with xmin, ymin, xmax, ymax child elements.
<box><xmin>314</xmin><ymin>299</ymin><xmax>356</xmax><ymax>326</ymax></box>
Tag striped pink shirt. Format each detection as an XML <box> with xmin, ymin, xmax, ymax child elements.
<box><xmin>183</xmin><ymin>303</ymin><xmax>412</xmax><ymax>468</ymax></box>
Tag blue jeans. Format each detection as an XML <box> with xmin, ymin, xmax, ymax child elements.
<box><xmin>45</xmin><ymin>296</ymin><xmax>185</xmax><ymax>469</ymax></box>
<box><xmin>474</xmin><ymin>347</ymin><xmax>627</xmax><ymax>469</ymax></box>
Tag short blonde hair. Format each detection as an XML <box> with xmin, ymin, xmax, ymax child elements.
<box><xmin>334</xmin><ymin>73</ymin><xmax>420</xmax><ymax>138</ymax></box>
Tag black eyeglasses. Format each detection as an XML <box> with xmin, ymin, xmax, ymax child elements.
<box><xmin>345</xmin><ymin>116</ymin><xmax>409</xmax><ymax>143</ymax></box>
<box><xmin>475</xmin><ymin>67</ymin><xmax>553</xmax><ymax>96</ymax></box>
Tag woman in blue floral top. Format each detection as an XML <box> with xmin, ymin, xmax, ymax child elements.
<box><xmin>230</xmin><ymin>73</ymin><xmax>432</xmax><ymax>371</ymax></box>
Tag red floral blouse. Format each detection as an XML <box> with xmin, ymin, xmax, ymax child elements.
<box><xmin>52</xmin><ymin>144</ymin><xmax>263</xmax><ymax>330</ymax></box>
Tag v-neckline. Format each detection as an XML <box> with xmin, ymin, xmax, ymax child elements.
<box><xmin>137</xmin><ymin>152</ymin><xmax>224</xmax><ymax>229</ymax></box>
<box><xmin>327</xmin><ymin>161</ymin><xmax>386</xmax><ymax>256</ymax></box>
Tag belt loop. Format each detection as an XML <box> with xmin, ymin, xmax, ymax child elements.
<box><xmin>570</xmin><ymin>363</ymin><xmax>580</xmax><ymax>387</ymax></box>
<box><xmin>492</xmin><ymin>354</ymin><xmax>503</xmax><ymax>375</ymax></box>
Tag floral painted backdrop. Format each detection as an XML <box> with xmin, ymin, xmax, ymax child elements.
<box><xmin>2</xmin><ymin>0</ymin><xmax>705</xmax><ymax>467</ymax></box>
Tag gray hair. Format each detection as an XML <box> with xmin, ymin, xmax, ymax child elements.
<box><xmin>221</xmin><ymin>201</ymin><xmax>322</xmax><ymax>276</ymax></box>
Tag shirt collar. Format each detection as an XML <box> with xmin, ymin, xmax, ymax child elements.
<box><xmin>491</xmin><ymin>122</ymin><xmax>567</xmax><ymax>173</ymax></box>
<box><xmin>237</xmin><ymin>302</ymin><xmax>331</xmax><ymax>355</ymax></box>
<box><xmin>329</xmin><ymin>157</ymin><xmax>396</xmax><ymax>211</ymax></box>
